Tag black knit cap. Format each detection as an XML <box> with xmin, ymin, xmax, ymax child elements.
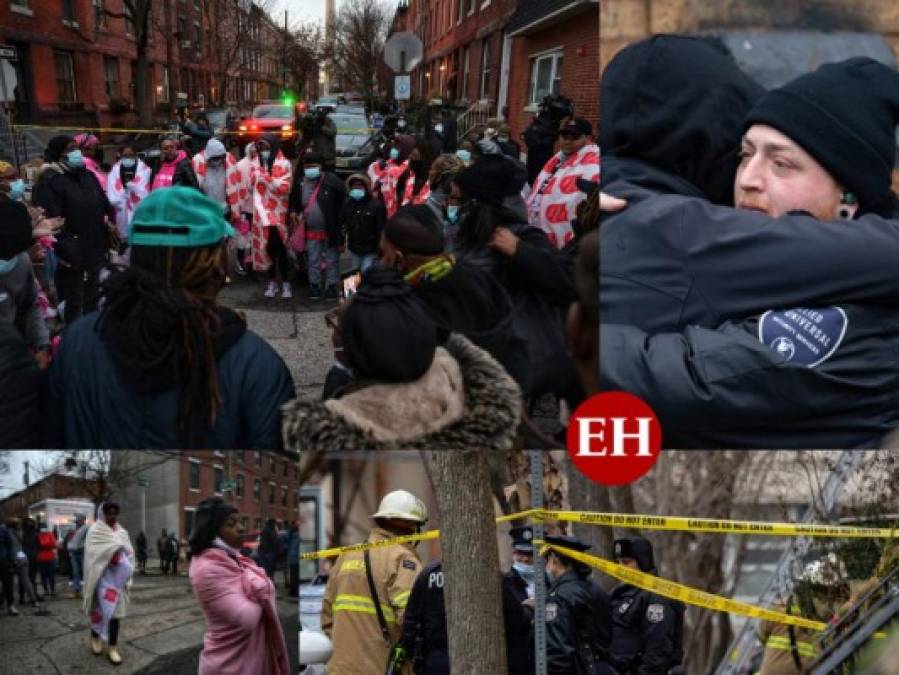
<box><xmin>454</xmin><ymin>154</ymin><xmax>528</xmax><ymax>205</ymax></box>
<box><xmin>383</xmin><ymin>204</ymin><xmax>445</xmax><ymax>255</ymax></box>
<box><xmin>342</xmin><ymin>266</ymin><xmax>438</xmax><ymax>383</ymax></box>
<box><xmin>0</xmin><ymin>199</ymin><xmax>33</xmax><ymax>260</ymax></box>
<box><xmin>744</xmin><ymin>57</ymin><xmax>899</xmax><ymax>217</ymax></box>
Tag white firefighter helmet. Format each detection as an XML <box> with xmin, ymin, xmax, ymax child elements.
<box><xmin>371</xmin><ymin>490</ymin><xmax>429</xmax><ymax>523</ymax></box>
<box><xmin>800</xmin><ymin>553</ymin><xmax>847</xmax><ymax>586</ymax></box>
<box><xmin>299</xmin><ymin>630</ymin><xmax>333</xmax><ymax>665</ymax></box>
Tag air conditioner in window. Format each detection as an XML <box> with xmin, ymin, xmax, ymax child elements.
<box><xmin>181</xmin><ymin>40</ymin><xmax>192</xmax><ymax>49</ymax></box>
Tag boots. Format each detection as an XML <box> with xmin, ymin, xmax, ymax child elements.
<box><xmin>107</xmin><ymin>646</ymin><xmax>122</xmax><ymax>665</ymax></box>
<box><xmin>90</xmin><ymin>634</ymin><xmax>103</xmax><ymax>655</ymax></box>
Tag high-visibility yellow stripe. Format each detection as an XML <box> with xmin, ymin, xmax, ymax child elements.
<box><xmin>333</xmin><ymin>594</ymin><xmax>397</xmax><ymax>623</ymax></box>
<box><xmin>392</xmin><ymin>590</ymin><xmax>411</xmax><ymax>608</ymax></box>
<box><xmin>764</xmin><ymin>635</ymin><xmax>818</xmax><ymax>658</ymax></box>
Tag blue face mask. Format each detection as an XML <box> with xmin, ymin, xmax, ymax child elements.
<box><xmin>512</xmin><ymin>561</ymin><xmax>535</xmax><ymax>583</ymax></box>
<box><xmin>455</xmin><ymin>149</ymin><xmax>471</xmax><ymax>164</ymax></box>
<box><xmin>121</xmin><ymin>158</ymin><xmax>136</xmax><ymax>169</ymax></box>
<box><xmin>260</xmin><ymin>150</ymin><xmax>271</xmax><ymax>162</ymax></box>
<box><xmin>7</xmin><ymin>179</ymin><xmax>25</xmax><ymax>201</ymax></box>
<box><xmin>446</xmin><ymin>205</ymin><xmax>460</xmax><ymax>223</ymax></box>
<box><xmin>304</xmin><ymin>166</ymin><xmax>321</xmax><ymax>180</ymax></box>
<box><xmin>349</xmin><ymin>188</ymin><xmax>365</xmax><ymax>200</ymax></box>
<box><xmin>67</xmin><ymin>149</ymin><xmax>84</xmax><ymax>167</ymax></box>
<box><xmin>389</xmin><ymin>148</ymin><xmax>400</xmax><ymax>161</ymax></box>
<box><xmin>0</xmin><ymin>256</ymin><xmax>20</xmax><ymax>275</ymax></box>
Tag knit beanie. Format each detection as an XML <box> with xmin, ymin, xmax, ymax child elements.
<box><xmin>383</xmin><ymin>204</ymin><xmax>445</xmax><ymax>255</ymax></box>
<box><xmin>0</xmin><ymin>199</ymin><xmax>33</xmax><ymax>260</ymax></box>
<box><xmin>454</xmin><ymin>154</ymin><xmax>527</xmax><ymax>206</ymax></box>
<box><xmin>205</xmin><ymin>138</ymin><xmax>226</xmax><ymax>157</ymax></box>
<box><xmin>45</xmin><ymin>134</ymin><xmax>73</xmax><ymax>163</ymax></box>
<box><xmin>744</xmin><ymin>57</ymin><xmax>899</xmax><ymax>216</ymax></box>
<box><xmin>341</xmin><ymin>266</ymin><xmax>438</xmax><ymax>383</ymax></box>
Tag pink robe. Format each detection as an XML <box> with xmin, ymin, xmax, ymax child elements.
<box><xmin>190</xmin><ymin>547</ymin><xmax>289</xmax><ymax>675</ymax></box>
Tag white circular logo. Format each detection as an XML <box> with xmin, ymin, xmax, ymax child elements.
<box><xmin>770</xmin><ymin>336</ymin><xmax>796</xmax><ymax>361</ymax></box>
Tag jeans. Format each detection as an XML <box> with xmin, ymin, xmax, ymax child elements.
<box><xmin>55</xmin><ymin>265</ymin><xmax>101</xmax><ymax>324</ymax></box>
<box><xmin>306</xmin><ymin>239</ymin><xmax>339</xmax><ymax>288</ymax></box>
<box><xmin>37</xmin><ymin>560</ymin><xmax>56</xmax><ymax>594</ymax></box>
<box><xmin>265</xmin><ymin>227</ymin><xmax>291</xmax><ymax>280</ymax></box>
<box><xmin>0</xmin><ymin>561</ymin><xmax>13</xmax><ymax>607</ymax></box>
<box><xmin>70</xmin><ymin>550</ymin><xmax>84</xmax><ymax>592</ymax></box>
<box><xmin>349</xmin><ymin>252</ymin><xmax>377</xmax><ymax>274</ymax></box>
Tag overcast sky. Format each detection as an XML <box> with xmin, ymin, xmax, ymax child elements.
<box><xmin>0</xmin><ymin>451</ymin><xmax>59</xmax><ymax>498</ymax></box>
<box><xmin>274</xmin><ymin>0</ymin><xmax>328</xmax><ymax>26</ymax></box>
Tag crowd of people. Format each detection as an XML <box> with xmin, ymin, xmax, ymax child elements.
<box><xmin>0</xmin><ymin>502</ymin><xmax>299</xmax><ymax>672</ymax></box>
<box><xmin>0</xmin><ymin>95</ymin><xmax>600</xmax><ymax>450</ymax></box>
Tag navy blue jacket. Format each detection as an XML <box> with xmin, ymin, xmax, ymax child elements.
<box><xmin>43</xmin><ymin>312</ymin><xmax>295</xmax><ymax>449</ymax></box>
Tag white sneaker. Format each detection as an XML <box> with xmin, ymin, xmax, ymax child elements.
<box><xmin>281</xmin><ymin>282</ymin><xmax>293</xmax><ymax>299</ymax></box>
<box><xmin>264</xmin><ymin>281</ymin><xmax>278</xmax><ymax>298</ymax></box>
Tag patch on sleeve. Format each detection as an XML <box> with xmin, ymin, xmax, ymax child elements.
<box><xmin>646</xmin><ymin>603</ymin><xmax>665</xmax><ymax>623</ymax></box>
<box><xmin>758</xmin><ymin>307</ymin><xmax>847</xmax><ymax>367</ymax></box>
<box><xmin>546</xmin><ymin>602</ymin><xmax>558</xmax><ymax>621</ymax></box>
<box><xmin>402</xmin><ymin>559</ymin><xmax>418</xmax><ymax>570</ymax></box>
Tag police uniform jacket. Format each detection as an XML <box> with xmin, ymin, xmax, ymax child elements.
<box><xmin>321</xmin><ymin>527</ymin><xmax>422</xmax><ymax>675</ymax></box>
<box><xmin>609</xmin><ymin>584</ymin><xmax>683</xmax><ymax>675</ymax></box>
<box><xmin>545</xmin><ymin>569</ymin><xmax>612</xmax><ymax>674</ymax></box>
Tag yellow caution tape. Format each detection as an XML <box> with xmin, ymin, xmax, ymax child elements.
<box><xmin>531</xmin><ymin>510</ymin><xmax>899</xmax><ymax>539</ymax></box>
<box><xmin>12</xmin><ymin>123</ymin><xmax>378</xmax><ymax>136</ymax></box>
<box><xmin>537</xmin><ymin>541</ymin><xmax>828</xmax><ymax>631</ymax></box>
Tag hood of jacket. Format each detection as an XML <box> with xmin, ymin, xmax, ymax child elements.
<box><xmin>600</xmin><ymin>34</ymin><xmax>763</xmax><ymax>204</ymax></box>
<box><xmin>282</xmin><ymin>333</ymin><xmax>521</xmax><ymax>451</ymax></box>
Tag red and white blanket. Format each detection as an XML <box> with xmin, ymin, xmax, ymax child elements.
<box><xmin>527</xmin><ymin>143</ymin><xmax>600</xmax><ymax>249</ymax></box>
<box><xmin>249</xmin><ymin>152</ymin><xmax>292</xmax><ymax>271</ymax></box>
<box><xmin>191</xmin><ymin>150</ymin><xmax>242</xmax><ymax>222</ymax></box>
<box><xmin>106</xmin><ymin>159</ymin><xmax>152</xmax><ymax>239</ymax></box>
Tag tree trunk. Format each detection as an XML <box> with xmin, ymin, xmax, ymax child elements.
<box><xmin>134</xmin><ymin>48</ymin><xmax>152</xmax><ymax>127</ymax></box>
<box><xmin>424</xmin><ymin>449</ymin><xmax>508</xmax><ymax>675</ymax></box>
<box><xmin>566</xmin><ymin>457</ymin><xmax>617</xmax><ymax>591</ymax></box>
<box><xmin>164</xmin><ymin>0</ymin><xmax>176</xmax><ymax>108</ymax></box>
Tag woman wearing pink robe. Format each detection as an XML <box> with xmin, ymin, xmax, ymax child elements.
<box><xmin>189</xmin><ymin>498</ymin><xmax>289</xmax><ymax>675</ymax></box>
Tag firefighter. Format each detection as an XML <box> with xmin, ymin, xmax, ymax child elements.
<box><xmin>609</xmin><ymin>537</ymin><xmax>684</xmax><ymax>675</ymax></box>
<box><xmin>757</xmin><ymin>554</ymin><xmax>849</xmax><ymax>675</ymax></box>
<box><xmin>321</xmin><ymin>490</ymin><xmax>427</xmax><ymax>675</ymax></box>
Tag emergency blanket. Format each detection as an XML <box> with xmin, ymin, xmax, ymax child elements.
<box><xmin>106</xmin><ymin>159</ymin><xmax>152</xmax><ymax>239</ymax></box>
<box><xmin>249</xmin><ymin>152</ymin><xmax>292</xmax><ymax>272</ymax></box>
<box><xmin>82</xmin><ymin>517</ymin><xmax>134</xmax><ymax>641</ymax></box>
<box><xmin>191</xmin><ymin>150</ymin><xmax>242</xmax><ymax>221</ymax></box>
<box><xmin>527</xmin><ymin>143</ymin><xmax>599</xmax><ymax>249</ymax></box>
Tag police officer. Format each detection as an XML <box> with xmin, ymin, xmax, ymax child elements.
<box><xmin>397</xmin><ymin>558</ymin><xmax>532</xmax><ymax>675</ymax></box>
<box><xmin>505</xmin><ymin>526</ymin><xmax>537</xmax><ymax>603</ymax></box>
<box><xmin>609</xmin><ymin>537</ymin><xmax>684</xmax><ymax>675</ymax></box>
<box><xmin>542</xmin><ymin>534</ymin><xmax>613</xmax><ymax>675</ymax></box>
<box><xmin>321</xmin><ymin>490</ymin><xmax>426</xmax><ymax>675</ymax></box>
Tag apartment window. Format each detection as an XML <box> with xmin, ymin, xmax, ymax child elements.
<box><xmin>92</xmin><ymin>0</ymin><xmax>107</xmax><ymax>28</ymax></box>
<box><xmin>467</xmin><ymin>0</ymin><xmax>476</xmax><ymax>14</ymax></box>
<box><xmin>254</xmin><ymin>518</ymin><xmax>263</xmax><ymax>532</ymax></box>
<box><xmin>240</xmin><ymin>516</ymin><xmax>249</xmax><ymax>532</ymax></box>
<box><xmin>481</xmin><ymin>0</ymin><xmax>490</xmax><ymax>7</ymax></box>
<box><xmin>54</xmin><ymin>51</ymin><xmax>76</xmax><ymax>103</ymax></box>
<box><xmin>189</xmin><ymin>460</ymin><xmax>200</xmax><ymax>490</ymax></box>
<box><xmin>62</xmin><ymin>0</ymin><xmax>76</xmax><ymax>22</ymax></box>
<box><xmin>269</xmin><ymin>455</ymin><xmax>276</xmax><ymax>474</ymax></box>
<box><xmin>10</xmin><ymin>0</ymin><xmax>31</xmax><ymax>9</ymax></box>
<box><xmin>458</xmin><ymin>0</ymin><xmax>465</xmax><ymax>23</ymax></box>
<box><xmin>160</xmin><ymin>66</ymin><xmax>170</xmax><ymax>103</ymax></box>
<box><xmin>254</xmin><ymin>451</ymin><xmax>262</xmax><ymax>466</ymax></box>
<box><xmin>194</xmin><ymin>22</ymin><xmax>202</xmax><ymax>54</ymax></box>
<box><xmin>528</xmin><ymin>51</ymin><xmax>563</xmax><ymax>106</ymax></box>
<box><xmin>479</xmin><ymin>38</ymin><xmax>491</xmax><ymax>98</ymax></box>
<box><xmin>214</xmin><ymin>466</ymin><xmax>223</xmax><ymax>494</ymax></box>
<box><xmin>253</xmin><ymin>478</ymin><xmax>261</xmax><ymax>501</ymax></box>
<box><xmin>183</xmin><ymin>509</ymin><xmax>195</xmax><ymax>539</ymax></box>
<box><xmin>104</xmin><ymin>56</ymin><xmax>119</xmax><ymax>97</ymax></box>
<box><xmin>236</xmin><ymin>474</ymin><xmax>245</xmax><ymax>498</ymax></box>
<box><xmin>269</xmin><ymin>482</ymin><xmax>276</xmax><ymax>505</ymax></box>
<box><xmin>178</xmin><ymin>16</ymin><xmax>187</xmax><ymax>41</ymax></box>
<box><xmin>282</xmin><ymin>460</ymin><xmax>288</xmax><ymax>477</ymax></box>
<box><xmin>281</xmin><ymin>487</ymin><xmax>287</xmax><ymax>507</ymax></box>
<box><xmin>462</xmin><ymin>46</ymin><xmax>470</xmax><ymax>97</ymax></box>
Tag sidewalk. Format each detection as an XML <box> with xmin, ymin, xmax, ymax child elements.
<box><xmin>0</xmin><ymin>571</ymin><xmax>297</xmax><ymax>674</ymax></box>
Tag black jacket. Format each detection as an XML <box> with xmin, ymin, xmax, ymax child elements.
<box><xmin>288</xmin><ymin>171</ymin><xmax>346</xmax><ymax>248</ymax></box>
<box><xmin>399</xmin><ymin>560</ymin><xmax>532</xmax><ymax>675</ymax></box>
<box><xmin>33</xmin><ymin>165</ymin><xmax>115</xmax><ymax>269</ymax></box>
<box><xmin>0</xmin><ymin>321</ymin><xmax>40</xmax><ymax>448</ymax></box>
<box><xmin>42</xmin><ymin>311</ymin><xmax>295</xmax><ymax>449</ymax></box>
<box><xmin>148</xmin><ymin>156</ymin><xmax>199</xmax><ymax>190</ymax></box>
<box><xmin>610</xmin><ymin>584</ymin><xmax>683</xmax><ymax>675</ymax></box>
<box><xmin>340</xmin><ymin>193</ymin><xmax>385</xmax><ymax>255</ymax></box>
<box><xmin>545</xmin><ymin>569</ymin><xmax>612</xmax><ymax>674</ymax></box>
<box><xmin>0</xmin><ymin>525</ymin><xmax>14</xmax><ymax>565</ymax></box>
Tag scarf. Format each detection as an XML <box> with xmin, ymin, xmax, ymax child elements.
<box><xmin>404</xmin><ymin>255</ymin><xmax>455</xmax><ymax>287</ymax></box>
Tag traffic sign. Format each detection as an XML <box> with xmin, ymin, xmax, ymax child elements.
<box><xmin>384</xmin><ymin>32</ymin><xmax>423</xmax><ymax>73</ymax></box>
<box><xmin>394</xmin><ymin>75</ymin><xmax>411</xmax><ymax>101</ymax></box>
<box><xmin>136</xmin><ymin>473</ymin><xmax>151</xmax><ymax>488</ymax></box>
<box><xmin>221</xmin><ymin>479</ymin><xmax>235</xmax><ymax>492</ymax></box>
<box><xmin>0</xmin><ymin>45</ymin><xmax>17</xmax><ymax>62</ymax></box>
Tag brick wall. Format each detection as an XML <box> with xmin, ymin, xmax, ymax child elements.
<box><xmin>507</xmin><ymin>6</ymin><xmax>599</xmax><ymax>147</ymax></box>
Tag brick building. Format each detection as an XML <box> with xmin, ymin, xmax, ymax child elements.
<box><xmin>391</xmin><ymin>0</ymin><xmax>599</xmax><ymax>144</ymax></box>
<box><xmin>112</xmin><ymin>450</ymin><xmax>300</xmax><ymax>550</ymax></box>
<box><xmin>0</xmin><ymin>473</ymin><xmax>99</xmax><ymax>523</ymax></box>
<box><xmin>0</xmin><ymin>0</ymin><xmax>284</xmax><ymax>130</ymax></box>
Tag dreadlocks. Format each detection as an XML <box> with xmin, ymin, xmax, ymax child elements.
<box><xmin>97</xmin><ymin>243</ymin><xmax>237</xmax><ymax>445</ymax></box>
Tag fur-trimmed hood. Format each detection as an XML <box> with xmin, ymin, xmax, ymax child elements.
<box><xmin>281</xmin><ymin>334</ymin><xmax>521</xmax><ymax>451</ymax></box>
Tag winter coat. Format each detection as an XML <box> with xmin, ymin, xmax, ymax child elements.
<box><xmin>149</xmin><ymin>152</ymin><xmax>199</xmax><ymax>191</ymax></box>
<box><xmin>43</xmin><ymin>311</ymin><xmax>295</xmax><ymax>449</ymax></box>
<box><xmin>545</xmin><ymin>569</ymin><xmax>613</xmax><ymax>674</ymax></box>
<box><xmin>248</xmin><ymin>152</ymin><xmax>292</xmax><ymax>272</ymax></box>
<box><xmin>309</xmin><ymin>116</ymin><xmax>337</xmax><ymax>164</ymax></box>
<box><xmin>33</xmin><ymin>163</ymin><xmax>115</xmax><ymax>270</ymax></box>
<box><xmin>340</xmin><ymin>184</ymin><xmax>386</xmax><ymax>255</ymax></box>
<box><xmin>0</xmin><ymin>525</ymin><xmax>14</xmax><ymax>565</ymax></box>
<box><xmin>0</xmin><ymin>251</ymin><xmax>50</xmax><ymax>349</ymax></box>
<box><xmin>282</xmin><ymin>334</ymin><xmax>521</xmax><ymax>452</ymax></box>
<box><xmin>36</xmin><ymin>531</ymin><xmax>58</xmax><ymax>563</ymax></box>
<box><xmin>609</xmin><ymin>584</ymin><xmax>684</xmax><ymax>675</ymax></box>
<box><xmin>190</xmin><ymin>546</ymin><xmax>289</xmax><ymax>675</ymax></box>
<box><xmin>0</xmin><ymin>309</ymin><xmax>40</xmax><ymax>448</ymax></box>
<box><xmin>322</xmin><ymin>528</ymin><xmax>421</xmax><ymax>675</ymax></box>
<box><xmin>287</xmin><ymin>170</ymin><xmax>345</xmax><ymax>248</ymax></box>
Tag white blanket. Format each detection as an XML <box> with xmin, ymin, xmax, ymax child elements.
<box><xmin>83</xmin><ymin>518</ymin><xmax>134</xmax><ymax>640</ymax></box>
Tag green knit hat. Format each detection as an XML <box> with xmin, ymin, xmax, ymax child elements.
<box><xmin>129</xmin><ymin>186</ymin><xmax>235</xmax><ymax>248</ymax></box>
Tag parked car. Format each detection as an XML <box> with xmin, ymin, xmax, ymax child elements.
<box><xmin>236</xmin><ymin>102</ymin><xmax>299</xmax><ymax>156</ymax></box>
<box><xmin>204</xmin><ymin>107</ymin><xmax>240</xmax><ymax>137</ymax></box>
<box><xmin>335</xmin><ymin>103</ymin><xmax>367</xmax><ymax>117</ymax></box>
<box><xmin>332</xmin><ymin>112</ymin><xmax>378</xmax><ymax>176</ymax></box>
